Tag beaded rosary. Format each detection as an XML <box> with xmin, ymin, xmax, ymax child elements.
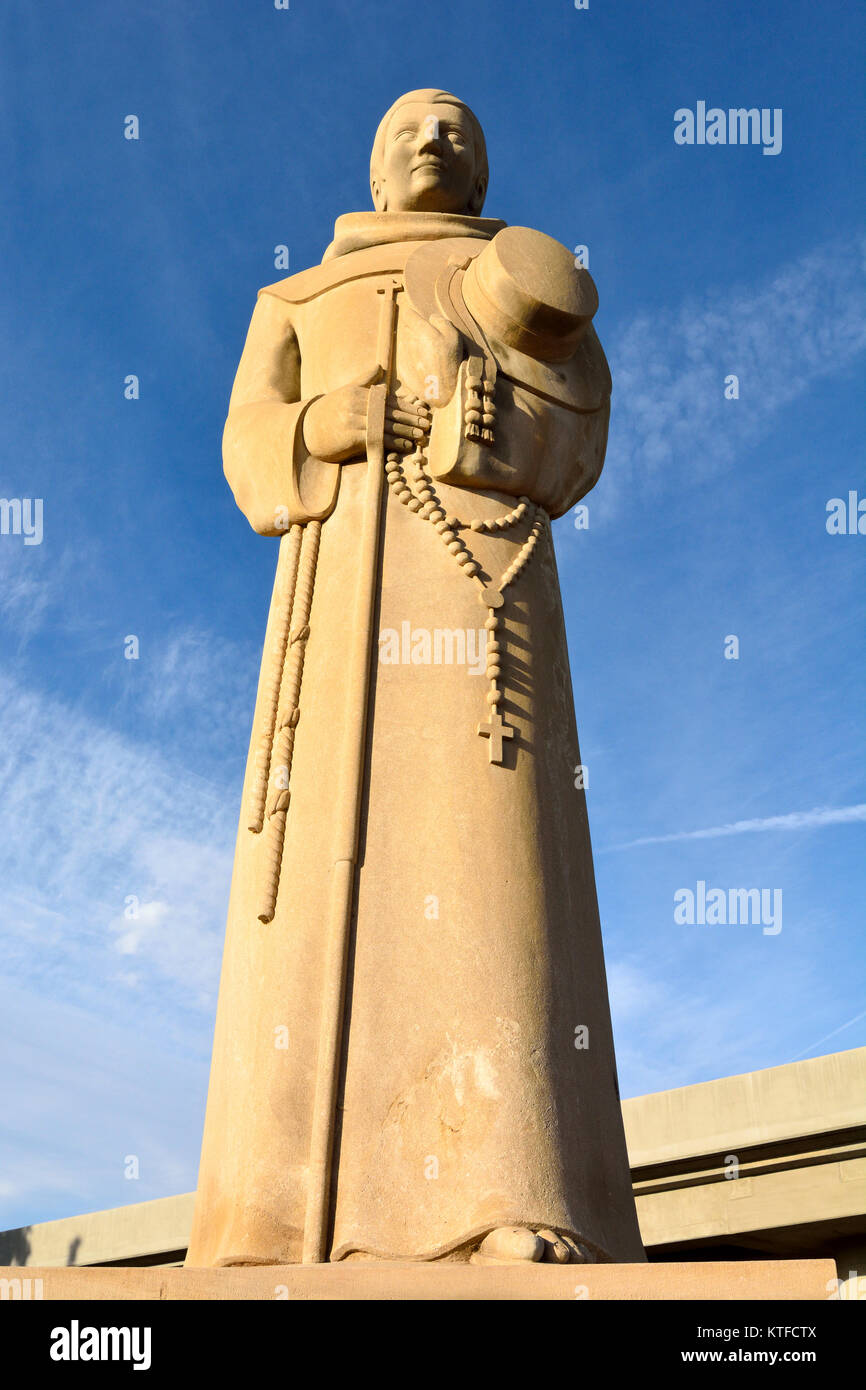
<box><xmin>385</xmin><ymin>434</ymin><xmax>548</xmax><ymax>764</ymax></box>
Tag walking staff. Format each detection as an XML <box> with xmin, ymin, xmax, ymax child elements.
<box><xmin>302</xmin><ymin>277</ymin><xmax>402</xmax><ymax>1265</ymax></box>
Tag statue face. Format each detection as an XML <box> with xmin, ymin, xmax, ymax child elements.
<box><xmin>375</xmin><ymin>101</ymin><xmax>485</xmax><ymax>214</ymax></box>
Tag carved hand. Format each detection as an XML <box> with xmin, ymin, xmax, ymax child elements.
<box><xmin>396</xmin><ymin>306</ymin><xmax>463</xmax><ymax>408</ymax></box>
<box><xmin>303</xmin><ymin>386</ymin><xmax>431</xmax><ymax>464</ymax></box>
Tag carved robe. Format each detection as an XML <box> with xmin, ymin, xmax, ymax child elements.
<box><xmin>186</xmin><ymin>210</ymin><xmax>644</xmax><ymax>1265</ymax></box>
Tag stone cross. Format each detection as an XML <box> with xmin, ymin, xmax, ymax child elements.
<box><xmin>476</xmin><ymin>709</ymin><xmax>514</xmax><ymax>764</ymax></box>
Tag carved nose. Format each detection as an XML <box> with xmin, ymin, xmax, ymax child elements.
<box><xmin>417</xmin><ymin>134</ymin><xmax>444</xmax><ymax>156</ymax></box>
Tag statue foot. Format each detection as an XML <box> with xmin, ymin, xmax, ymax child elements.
<box><xmin>470</xmin><ymin>1226</ymin><xmax>591</xmax><ymax>1266</ymax></box>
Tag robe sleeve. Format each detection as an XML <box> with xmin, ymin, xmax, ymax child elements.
<box><xmin>542</xmin><ymin>394</ymin><xmax>610</xmax><ymax>520</ymax></box>
<box><xmin>535</xmin><ymin>323</ymin><xmax>611</xmax><ymax>519</ymax></box>
<box><xmin>222</xmin><ymin>291</ymin><xmax>340</xmax><ymax>534</ymax></box>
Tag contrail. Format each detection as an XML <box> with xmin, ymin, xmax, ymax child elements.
<box><xmin>601</xmin><ymin>804</ymin><xmax>866</xmax><ymax>852</ymax></box>
<box><xmin>787</xmin><ymin>1011</ymin><xmax>866</xmax><ymax>1063</ymax></box>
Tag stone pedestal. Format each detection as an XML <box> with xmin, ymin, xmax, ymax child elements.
<box><xmin>0</xmin><ymin>1259</ymin><xmax>835</xmax><ymax>1301</ymax></box>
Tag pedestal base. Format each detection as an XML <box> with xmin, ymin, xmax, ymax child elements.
<box><xmin>0</xmin><ymin>1259</ymin><xmax>836</xmax><ymax>1300</ymax></box>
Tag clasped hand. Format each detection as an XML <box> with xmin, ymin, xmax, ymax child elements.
<box><xmin>303</xmin><ymin>386</ymin><xmax>432</xmax><ymax>464</ymax></box>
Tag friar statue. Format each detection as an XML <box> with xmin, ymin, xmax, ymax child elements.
<box><xmin>186</xmin><ymin>89</ymin><xmax>644</xmax><ymax>1269</ymax></box>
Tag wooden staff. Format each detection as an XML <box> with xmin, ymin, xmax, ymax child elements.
<box><xmin>302</xmin><ymin>278</ymin><xmax>401</xmax><ymax>1265</ymax></box>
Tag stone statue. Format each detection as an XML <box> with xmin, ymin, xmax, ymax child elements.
<box><xmin>186</xmin><ymin>89</ymin><xmax>644</xmax><ymax>1269</ymax></box>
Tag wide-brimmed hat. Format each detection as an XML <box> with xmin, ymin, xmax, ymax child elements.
<box><xmin>404</xmin><ymin>227</ymin><xmax>608</xmax><ymax>412</ymax></box>
<box><xmin>460</xmin><ymin>226</ymin><xmax>597</xmax><ymax>362</ymax></box>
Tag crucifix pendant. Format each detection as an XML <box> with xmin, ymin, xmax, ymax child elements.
<box><xmin>476</xmin><ymin>709</ymin><xmax>515</xmax><ymax>764</ymax></box>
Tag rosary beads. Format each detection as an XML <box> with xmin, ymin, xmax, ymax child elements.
<box><xmin>385</xmin><ymin>443</ymin><xmax>548</xmax><ymax>763</ymax></box>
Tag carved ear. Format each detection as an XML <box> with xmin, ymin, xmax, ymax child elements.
<box><xmin>468</xmin><ymin>176</ymin><xmax>487</xmax><ymax>217</ymax></box>
<box><xmin>371</xmin><ymin>178</ymin><xmax>387</xmax><ymax>212</ymax></box>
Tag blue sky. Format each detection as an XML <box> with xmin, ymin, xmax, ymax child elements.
<box><xmin>0</xmin><ymin>0</ymin><xmax>863</xmax><ymax>1230</ymax></box>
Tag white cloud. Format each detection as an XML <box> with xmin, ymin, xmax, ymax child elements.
<box><xmin>110</xmin><ymin>899</ymin><xmax>170</xmax><ymax>956</ymax></box>
<box><xmin>606</xmin><ymin>950</ymin><xmax>845</xmax><ymax>1099</ymax></box>
<box><xmin>97</xmin><ymin>624</ymin><xmax>259</xmax><ymax>771</ymax></box>
<box><xmin>600</xmin><ymin>234</ymin><xmax>866</xmax><ymax>510</ymax></box>
<box><xmin>0</xmin><ymin>540</ymin><xmax>76</xmax><ymax>642</ymax></box>
<box><xmin>0</xmin><ymin>671</ymin><xmax>236</xmax><ymax>1020</ymax></box>
<box><xmin>607</xmin><ymin>954</ymin><xmax>776</xmax><ymax>1097</ymax></box>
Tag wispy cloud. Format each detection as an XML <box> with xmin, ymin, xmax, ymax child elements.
<box><xmin>0</xmin><ymin>540</ymin><xmax>75</xmax><ymax>644</ymax></box>
<box><xmin>603</xmin><ymin>804</ymin><xmax>866</xmax><ymax>851</ymax></box>
<box><xmin>607</xmin><ymin>955</ymin><xmax>796</xmax><ymax>1097</ymax></box>
<box><xmin>601</xmin><ymin>233</ymin><xmax>866</xmax><ymax>508</ymax></box>
<box><xmin>0</xmin><ymin>670</ymin><xmax>236</xmax><ymax>1025</ymax></box>
<box><xmin>0</xmin><ymin>661</ymin><xmax>240</xmax><ymax>1227</ymax></box>
<box><xmin>100</xmin><ymin>625</ymin><xmax>258</xmax><ymax>769</ymax></box>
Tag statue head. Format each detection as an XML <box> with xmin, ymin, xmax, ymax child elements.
<box><xmin>370</xmin><ymin>89</ymin><xmax>488</xmax><ymax>216</ymax></box>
